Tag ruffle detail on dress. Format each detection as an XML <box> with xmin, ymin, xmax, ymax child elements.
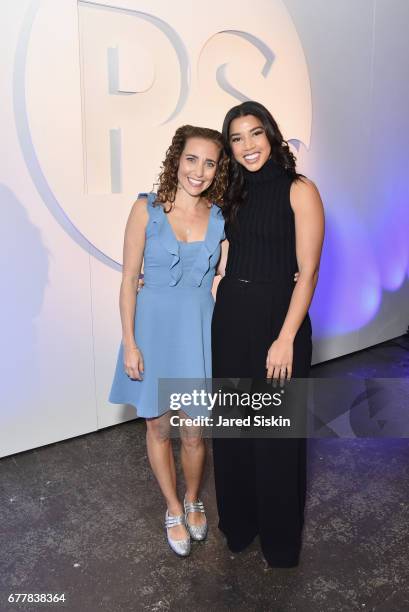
<box><xmin>189</xmin><ymin>205</ymin><xmax>225</xmax><ymax>287</ymax></box>
<box><xmin>141</xmin><ymin>192</ymin><xmax>182</xmax><ymax>287</ymax></box>
<box><xmin>137</xmin><ymin>193</ymin><xmax>224</xmax><ymax>287</ymax></box>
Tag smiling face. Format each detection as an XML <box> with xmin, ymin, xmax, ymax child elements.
<box><xmin>177</xmin><ymin>137</ymin><xmax>221</xmax><ymax>196</ymax></box>
<box><xmin>229</xmin><ymin>114</ymin><xmax>271</xmax><ymax>172</ymax></box>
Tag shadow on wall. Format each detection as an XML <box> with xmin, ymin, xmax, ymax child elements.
<box><xmin>0</xmin><ymin>184</ymin><xmax>49</xmax><ymax>430</ymax></box>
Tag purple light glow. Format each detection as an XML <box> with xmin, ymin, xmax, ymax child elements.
<box><xmin>311</xmin><ymin>206</ymin><xmax>382</xmax><ymax>338</ymax></box>
<box><xmin>370</xmin><ymin>198</ymin><xmax>408</xmax><ymax>292</ymax></box>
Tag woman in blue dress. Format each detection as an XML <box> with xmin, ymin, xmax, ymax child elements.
<box><xmin>109</xmin><ymin>125</ymin><xmax>227</xmax><ymax>557</ymax></box>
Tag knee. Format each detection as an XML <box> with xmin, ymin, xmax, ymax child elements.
<box><xmin>181</xmin><ymin>431</ymin><xmax>204</xmax><ymax>452</ymax></box>
<box><xmin>146</xmin><ymin>419</ymin><xmax>170</xmax><ymax>443</ymax></box>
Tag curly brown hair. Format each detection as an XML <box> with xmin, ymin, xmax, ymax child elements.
<box><xmin>155</xmin><ymin>125</ymin><xmax>229</xmax><ymax>208</ymax></box>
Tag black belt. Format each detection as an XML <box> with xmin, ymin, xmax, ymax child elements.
<box><xmin>224</xmin><ymin>275</ymin><xmax>276</xmax><ymax>284</ymax></box>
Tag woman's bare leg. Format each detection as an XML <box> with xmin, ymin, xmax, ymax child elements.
<box><xmin>180</xmin><ymin>413</ymin><xmax>206</xmax><ymax>527</ymax></box>
<box><xmin>146</xmin><ymin>412</ymin><xmax>187</xmax><ymax>540</ymax></box>
<box><xmin>168</xmin><ymin>441</ymin><xmax>176</xmax><ymax>489</ymax></box>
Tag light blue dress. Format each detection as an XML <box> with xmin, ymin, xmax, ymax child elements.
<box><xmin>109</xmin><ymin>192</ymin><xmax>225</xmax><ymax>418</ymax></box>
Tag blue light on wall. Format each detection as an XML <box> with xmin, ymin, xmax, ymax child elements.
<box><xmin>311</xmin><ymin>204</ymin><xmax>382</xmax><ymax>338</ymax></box>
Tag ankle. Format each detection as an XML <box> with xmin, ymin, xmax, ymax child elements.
<box><xmin>185</xmin><ymin>492</ymin><xmax>200</xmax><ymax>503</ymax></box>
<box><xmin>167</xmin><ymin>502</ymin><xmax>183</xmax><ymax>516</ymax></box>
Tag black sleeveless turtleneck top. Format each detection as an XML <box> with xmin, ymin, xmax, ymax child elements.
<box><xmin>225</xmin><ymin>158</ymin><xmax>298</xmax><ymax>284</ymax></box>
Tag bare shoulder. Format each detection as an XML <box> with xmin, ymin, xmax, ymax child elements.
<box><xmin>123</xmin><ymin>197</ymin><xmax>150</xmax><ymax>243</ymax></box>
<box><xmin>130</xmin><ymin>195</ymin><xmax>149</xmax><ymax>216</ymax></box>
<box><xmin>291</xmin><ymin>175</ymin><xmax>320</xmax><ymax>198</ymax></box>
<box><xmin>127</xmin><ymin>196</ymin><xmax>149</xmax><ymax>224</ymax></box>
<box><xmin>290</xmin><ymin>176</ymin><xmax>323</xmax><ymax>213</ymax></box>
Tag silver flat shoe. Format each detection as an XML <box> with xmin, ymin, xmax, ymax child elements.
<box><xmin>165</xmin><ymin>510</ymin><xmax>191</xmax><ymax>557</ymax></box>
<box><xmin>184</xmin><ymin>496</ymin><xmax>208</xmax><ymax>541</ymax></box>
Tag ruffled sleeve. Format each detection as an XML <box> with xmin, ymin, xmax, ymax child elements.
<box><xmin>189</xmin><ymin>205</ymin><xmax>226</xmax><ymax>287</ymax></box>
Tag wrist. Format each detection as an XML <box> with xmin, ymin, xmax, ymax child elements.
<box><xmin>122</xmin><ymin>339</ymin><xmax>138</xmax><ymax>349</ymax></box>
<box><xmin>278</xmin><ymin>330</ymin><xmax>295</xmax><ymax>342</ymax></box>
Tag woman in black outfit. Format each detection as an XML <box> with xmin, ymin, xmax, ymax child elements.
<box><xmin>212</xmin><ymin>101</ymin><xmax>325</xmax><ymax>567</ymax></box>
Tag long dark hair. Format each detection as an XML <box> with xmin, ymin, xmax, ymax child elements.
<box><xmin>222</xmin><ymin>101</ymin><xmax>301</xmax><ymax>223</ymax></box>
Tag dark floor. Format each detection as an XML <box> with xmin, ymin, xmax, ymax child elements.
<box><xmin>1</xmin><ymin>336</ymin><xmax>409</xmax><ymax>612</ymax></box>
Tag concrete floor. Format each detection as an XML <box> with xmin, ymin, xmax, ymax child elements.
<box><xmin>1</xmin><ymin>336</ymin><xmax>409</xmax><ymax>612</ymax></box>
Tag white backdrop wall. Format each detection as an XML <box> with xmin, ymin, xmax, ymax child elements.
<box><xmin>1</xmin><ymin>0</ymin><xmax>408</xmax><ymax>457</ymax></box>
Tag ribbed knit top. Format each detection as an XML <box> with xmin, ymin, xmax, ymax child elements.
<box><xmin>225</xmin><ymin>158</ymin><xmax>298</xmax><ymax>283</ymax></box>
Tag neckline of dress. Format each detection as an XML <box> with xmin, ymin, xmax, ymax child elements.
<box><xmin>164</xmin><ymin>203</ymin><xmax>213</xmax><ymax>244</ymax></box>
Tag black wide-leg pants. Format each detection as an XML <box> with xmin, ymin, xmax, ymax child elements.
<box><xmin>211</xmin><ymin>277</ymin><xmax>312</xmax><ymax>567</ymax></box>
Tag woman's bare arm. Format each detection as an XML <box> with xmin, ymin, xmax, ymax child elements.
<box><xmin>266</xmin><ymin>178</ymin><xmax>324</xmax><ymax>380</ymax></box>
<box><xmin>279</xmin><ymin>178</ymin><xmax>325</xmax><ymax>340</ymax></box>
<box><xmin>119</xmin><ymin>198</ymin><xmax>148</xmax><ymax>379</ymax></box>
<box><xmin>216</xmin><ymin>239</ymin><xmax>229</xmax><ymax>276</ymax></box>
